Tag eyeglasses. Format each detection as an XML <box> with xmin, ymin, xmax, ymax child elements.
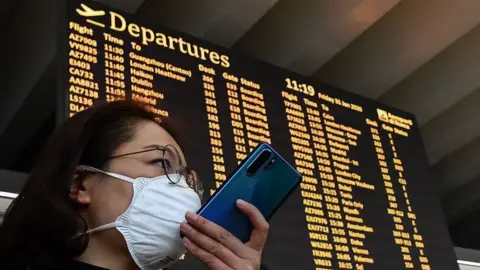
<box><xmin>109</xmin><ymin>144</ymin><xmax>203</xmax><ymax>199</ymax></box>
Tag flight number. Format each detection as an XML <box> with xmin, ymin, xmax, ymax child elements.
<box><xmin>314</xmin><ymin>259</ymin><xmax>332</xmax><ymax>267</ymax></box>
<box><xmin>69</xmin><ymin>76</ymin><xmax>99</xmax><ymax>90</ymax></box>
<box><xmin>69</xmin><ymin>42</ymin><xmax>97</xmax><ymax>55</ymax></box>
<box><xmin>70</xmin><ymin>94</ymin><xmax>93</xmax><ymax>106</ymax></box>
<box><xmin>69</xmin><ymin>33</ymin><xmax>97</xmax><ymax>46</ymax></box>
<box><xmin>69</xmin><ymin>87</ymin><xmax>99</xmax><ymax>98</ymax></box>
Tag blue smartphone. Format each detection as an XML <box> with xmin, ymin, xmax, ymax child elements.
<box><xmin>196</xmin><ymin>143</ymin><xmax>302</xmax><ymax>243</ymax></box>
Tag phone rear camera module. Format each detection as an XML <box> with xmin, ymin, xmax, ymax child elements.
<box><xmin>247</xmin><ymin>150</ymin><xmax>272</xmax><ymax>176</ymax></box>
<box><xmin>264</xmin><ymin>157</ymin><xmax>276</xmax><ymax>170</ymax></box>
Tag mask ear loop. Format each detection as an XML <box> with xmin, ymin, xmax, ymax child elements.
<box><xmin>74</xmin><ymin>222</ymin><xmax>118</xmax><ymax>238</ymax></box>
<box><xmin>86</xmin><ymin>222</ymin><xmax>117</xmax><ymax>234</ymax></box>
<box><xmin>73</xmin><ymin>166</ymin><xmax>136</xmax><ymax>238</ymax></box>
<box><xmin>77</xmin><ymin>165</ymin><xmax>135</xmax><ymax>183</ymax></box>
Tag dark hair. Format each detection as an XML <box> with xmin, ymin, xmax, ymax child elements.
<box><xmin>0</xmin><ymin>101</ymin><xmax>173</xmax><ymax>269</ymax></box>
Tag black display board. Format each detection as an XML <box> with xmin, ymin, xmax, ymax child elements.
<box><xmin>59</xmin><ymin>1</ymin><xmax>458</xmax><ymax>269</ymax></box>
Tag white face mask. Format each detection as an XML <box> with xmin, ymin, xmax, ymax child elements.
<box><xmin>80</xmin><ymin>166</ymin><xmax>202</xmax><ymax>270</ymax></box>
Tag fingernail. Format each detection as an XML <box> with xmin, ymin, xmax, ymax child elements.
<box><xmin>237</xmin><ymin>199</ymin><xmax>247</xmax><ymax>207</ymax></box>
<box><xmin>180</xmin><ymin>222</ymin><xmax>192</xmax><ymax>233</ymax></box>
<box><xmin>186</xmin><ymin>211</ymin><xmax>198</xmax><ymax>221</ymax></box>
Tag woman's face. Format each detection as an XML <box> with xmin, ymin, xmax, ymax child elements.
<box><xmin>78</xmin><ymin>120</ymin><xmax>186</xmax><ymax>251</ymax></box>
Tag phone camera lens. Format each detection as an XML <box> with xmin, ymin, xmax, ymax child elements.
<box><xmin>264</xmin><ymin>158</ymin><xmax>276</xmax><ymax>170</ymax></box>
<box><xmin>269</xmin><ymin>158</ymin><xmax>276</xmax><ymax>165</ymax></box>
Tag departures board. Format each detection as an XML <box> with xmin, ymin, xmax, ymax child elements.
<box><xmin>59</xmin><ymin>1</ymin><xmax>458</xmax><ymax>269</ymax></box>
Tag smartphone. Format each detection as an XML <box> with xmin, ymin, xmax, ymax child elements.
<box><xmin>196</xmin><ymin>143</ymin><xmax>302</xmax><ymax>243</ymax></box>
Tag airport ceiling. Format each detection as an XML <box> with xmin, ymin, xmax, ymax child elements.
<box><xmin>0</xmin><ymin>0</ymin><xmax>479</xmax><ymax>248</ymax></box>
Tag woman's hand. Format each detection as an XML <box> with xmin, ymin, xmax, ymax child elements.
<box><xmin>180</xmin><ymin>199</ymin><xmax>269</xmax><ymax>270</ymax></box>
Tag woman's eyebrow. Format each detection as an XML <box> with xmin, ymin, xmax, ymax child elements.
<box><xmin>142</xmin><ymin>144</ymin><xmax>163</xmax><ymax>150</ymax></box>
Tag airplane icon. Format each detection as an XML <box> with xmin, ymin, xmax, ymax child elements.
<box><xmin>377</xmin><ymin>109</ymin><xmax>389</xmax><ymax>122</ymax></box>
<box><xmin>76</xmin><ymin>3</ymin><xmax>105</xmax><ymax>17</ymax></box>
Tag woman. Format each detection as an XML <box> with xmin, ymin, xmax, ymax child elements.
<box><xmin>0</xmin><ymin>101</ymin><xmax>269</xmax><ymax>270</ymax></box>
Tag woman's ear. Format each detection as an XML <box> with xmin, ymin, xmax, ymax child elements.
<box><xmin>69</xmin><ymin>167</ymin><xmax>92</xmax><ymax>205</ymax></box>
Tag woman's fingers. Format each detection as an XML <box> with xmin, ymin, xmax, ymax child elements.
<box><xmin>180</xmin><ymin>221</ymin><xmax>241</xmax><ymax>268</ymax></box>
<box><xmin>184</xmin><ymin>211</ymin><xmax>247</xmax><ymax>258</ymax></box>
<box><xmin>183</xmin><ymin>236</ymin><xmax>231</xmax><ymax>270</ymax></box>
<box><xmin>236</xmin><ymin>200</ymin><xmax>269</xmax><ymax>252</ymax></box>
<box><xmin>183</xmin><ymin>202</ymin><xmax>268</xmax><ymax>270</ymax></box>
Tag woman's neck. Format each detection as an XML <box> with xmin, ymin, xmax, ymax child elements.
<box><xmin>76</xmin><ymin>234</ymin><xmax>137</xmax><ymax>270</ymax></box>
